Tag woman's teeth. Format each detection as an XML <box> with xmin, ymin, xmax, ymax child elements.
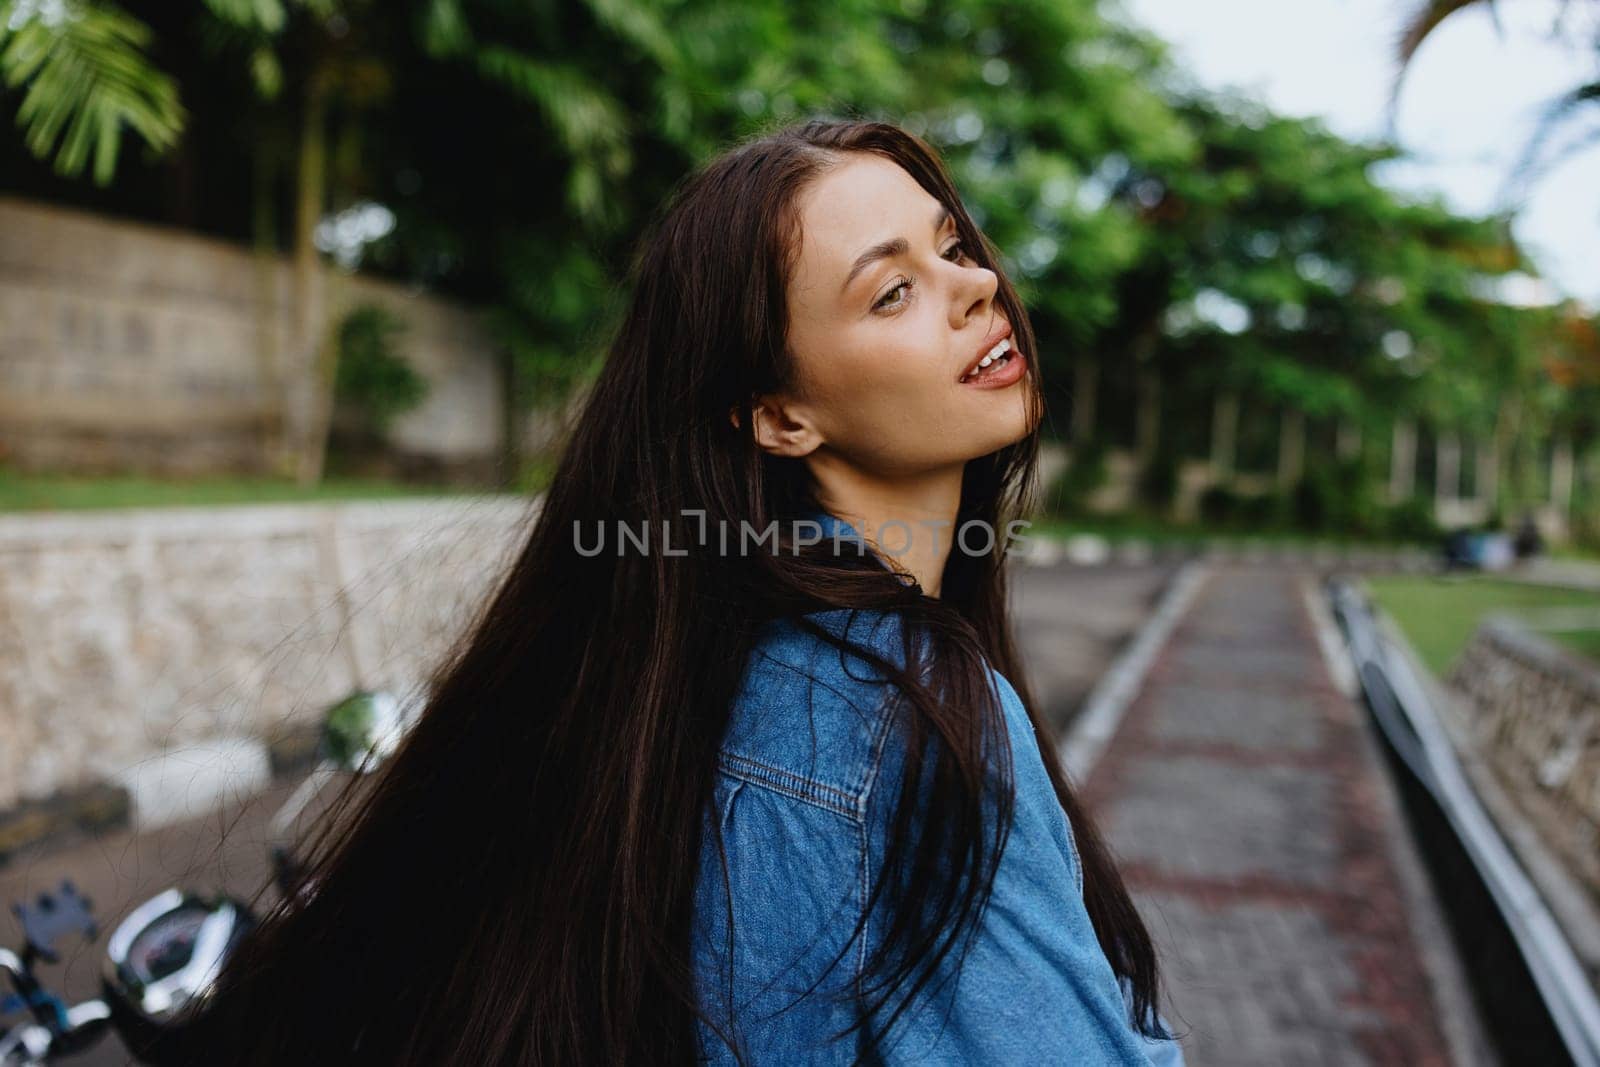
<box><xmin>962</xmin><ymin>337</ymin><xmax>1013</xmax><ymax>382</ymax></box>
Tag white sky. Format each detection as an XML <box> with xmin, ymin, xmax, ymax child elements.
<box><xmin>1113</xmin><ymin>0</ymin><xmax>1600</xmax><ymax>308</ymax></box>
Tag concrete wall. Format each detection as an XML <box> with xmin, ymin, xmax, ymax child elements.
<box><xmin>1448</xmin><ymin>616</ymin><xmax>1600</xmax><ymax>900</ymax></box>
<box><xmin>0</xmin><ymin>196</ymin><xmax>505</xmax><ymax>475</ymax></box>
<box><xmin>0</xmin><ymin>496</ymin><xmax>533</xmax><ymax>814</ymax></box>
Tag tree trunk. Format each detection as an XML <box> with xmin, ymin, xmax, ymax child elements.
<box><xmin>499</xmin><ymin>348</ymin><xmax>521</xmax><ymax>489</ymax></box>
<box><xmin>1389</xmin><ymin>420</ymin><xmax>1416</xmax><ymax>503</ymax></box>
<box><xmin>1475</xmin><ymin>435</ymin><xmax>1499</xmax><ymax>519</ymax></box>
<box><xmin>290</xmin><ymin>73</ymin><xmax>332</xmax><ymax>487</ymax></box>
<box><xmin>1336</xmin><ymin>419</ymin><xmax>1361</xmax><ymax>461</ymax></box>
<box><xmin>1211</xmin><ymin>390</ymin><xmax>1238</xmax><ymax>483</ymax></box>
<box><xmin>1132</xmin><ymin>329</ymin><xmax>1160</xmax><ymax>468</ymax></box>
<box><xmin>1491</xmin><ymin>397</ymin><xmax>1522</xmax><ymax>517</ymax></box>
<box><xmin>1071</xmin><ymin>352</ymin><xmax>1098</xmax><ymax>447</ymax></box>
<box><xmin>1435</xmin><ymin>432</ymin><xmax>1460</xmax><ymax>507</ymax></box>
<box><xmin>1277</xmin><ymin>408</ymin><xmax>1304</xmax><ymax>490</ymax></box>
<box><xmin>251</xmin><ymin>142</ymin><xmax>289</xmax><ymax>476</ymax></box>
<box><xmin>1552</xmin><ymin>436</ymin><xmax>1574</xmax><ymax>518</ymax></box>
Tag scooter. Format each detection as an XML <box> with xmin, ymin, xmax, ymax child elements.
<box><xmin>0</xmin><ymin>689</ymin><xmax>414</xmax><ymax>1064</ymax></box>
<box><xmin>0</xmin><ymin>881</ymin><xmax>111</xmax><ymax>1064</ymax></box>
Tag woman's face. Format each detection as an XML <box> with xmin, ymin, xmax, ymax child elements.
<box><xmin>766</xmin><ymin>153</ymin><xmax>1036</xmax><ymax>479</ymax></box>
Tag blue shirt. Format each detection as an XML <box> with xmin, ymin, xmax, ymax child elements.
<box><xmin>690</xmin><ymin>512</ymin><xmax>1184</xmax><ymax>1064</ymax></box>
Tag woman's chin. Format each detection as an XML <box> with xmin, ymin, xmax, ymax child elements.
<box><xmin>961</xmin><ymin>424</ymin><xmax>1034</xmax><ymax>463</ymax></box>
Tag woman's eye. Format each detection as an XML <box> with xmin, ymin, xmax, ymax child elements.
<box><xmin>876</xmin><ymin>247</ymin><xmax>960</xmax><ymax>315</ymax></box>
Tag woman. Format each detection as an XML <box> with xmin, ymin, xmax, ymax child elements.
<box><xmin>170</xmin><ymin>117</ymin><xmax>1182</xmax><ymax>1065</ymax></box>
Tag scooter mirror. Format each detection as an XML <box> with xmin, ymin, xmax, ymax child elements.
<box><xmin>319</xmin><ymin>690</ymin><xmax>409</xmax><ymax>773</ymax></box>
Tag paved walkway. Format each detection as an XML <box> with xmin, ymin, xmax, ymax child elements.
<box><xmin>1084</xmin><ymin>566</ymin><xmax>1472</xmax><ymax>1067</ymax></box>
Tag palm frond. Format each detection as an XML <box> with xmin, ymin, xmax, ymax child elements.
<box><xmin>0</xmin><ymin>0</ymin><xmax>186</xmax><ymax>184</ymax></box>
<box><xmin>1499</xmin><ymin>78</ymin><xmax>1600</xmax><ymax>205</ymax></box>
<box><xmin>419</xmin><ymin>0</ymin><xmax>471</xmax><ymax>58</ymax></box>
<box><xmin>577</xmin><ymin>0</ymin><xmax>678</xmax><ymax>67</ymax></box>
<box><xmin>1395</xmin><ymin>0</ymin><xmax>1500</xmax><ymax>67</ymax></box>
<box><xmin>250</xmin><ymin>43</ymin><xmax>281</xmax><ymax>97</ymax></box>
<box><xmin>1385</xmin><ymin>0</ymin><xmax>1498</xmax><ymax>135</ymax></box>
<box><xmin>200</xmin><ymin>0</ymin><xmax>285</xmax><ymax>34</ymax></box>
<box><xmin>474</xmin><ymin>47</ymin><xmax>633</xmax><ymax>225</ymax></box>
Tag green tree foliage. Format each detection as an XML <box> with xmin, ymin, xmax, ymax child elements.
<box><xmin>334</xmin><ymin>303</ymin><xmax>426</xmax><ymax>431</ymax></box>
<box><xmin>0</xmin><ymin>0</ymin><xmax>183</xmax><ymax>183</ymax></box>
<box><xmin>1</xmin><ymin>0</ymin><xmax>1595</xmax><ymax>529</ymax></box>
<box><xmin>1093</xmin><ymin>91</ymin><xmax>1535</xmax><ymax>432</ymax></box>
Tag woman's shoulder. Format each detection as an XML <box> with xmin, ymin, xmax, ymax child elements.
<box><xmin>718</xmin><ymin>607</ymin><xmax>921</xmax><ymax>821</ymax></box>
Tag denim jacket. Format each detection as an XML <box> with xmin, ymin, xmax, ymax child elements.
<box><xmin>690</xmin><ymin>512</ymin><xmax>1184</xmax><ymax>1064</ymax></box>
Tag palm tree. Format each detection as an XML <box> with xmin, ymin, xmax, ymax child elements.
<box><xmin>1390</xmin><ymin>0</ymin><xmax>1600</xmax><ymax>203</ymax></box>
<box><xmin>0</xmin><ymin>0</ymin><xmax>673</xmax><ymax>485</ymax></box>
<box><xmin>0</xmin><ymin>0</ymin><xmax>183</xmax><ymax>184</ymax></box>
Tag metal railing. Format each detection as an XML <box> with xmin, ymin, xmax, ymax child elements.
<box><xmin>1329</xmin><ymin>578</ymin><xmax>1600</xmax><ymax>1067</ymax></box>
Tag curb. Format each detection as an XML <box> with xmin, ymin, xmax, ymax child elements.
<box><xmin>1302</xmin><ymin>577</ymin><xmax>1500</xmax><ymax>1067</ymax></box>
<box><xmin>0</xmin><ymin>722</ymin><xmax>324</xmax><ymax>870</ymax></box>
<box><xmin>1056</xmin><ymin>560</ymin><xmax>1210</xmax><ymax>781</ymax></box>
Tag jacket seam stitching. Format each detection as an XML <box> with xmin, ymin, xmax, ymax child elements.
<box><xmin>749</xmin><ymin>648</ymin><xmax>890</xmax><ymax>722</ymax></box>
<box><xmin>855</xmin><ymin>684</ymin><xmax>901</xmax><ymax>819</ymax></box>
<box><xmin>854</xmin><ymin>684</ymin><xmax>902</xmax><ymax>988</ymax></box>
<box><xmin>1066</xmin><ymin>811</ymin><xmax>1085</xmax><ymax>896</ymax></box>
<box><xmin>732</xmin><ymin>650</ymin><xmax>899</xmax><ymax>804</ymax></box>
<box><xmin>857</xmin><ymin>805</ymin><xmax>870</xmax><ymax>990</ymax></box>
<box><xmin>717</xmin><ymin>754</ymin><xmax>861</xmax><ymax>820</ymax></box>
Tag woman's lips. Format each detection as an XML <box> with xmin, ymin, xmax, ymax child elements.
<box><xmin>960</xmin><ymin>324</ymin><xmax>1015</xmax><ymax>380</ymax></box>
<box><xmin>959</xmin><ymin>345</ymin><xmax>1026</xmax><ymax>389</ymax></box>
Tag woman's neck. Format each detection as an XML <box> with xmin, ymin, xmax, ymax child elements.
<box><xmin>808</xmin><ymin>460</ymin><xmax>963</xmax><ymax>599</ymax></box>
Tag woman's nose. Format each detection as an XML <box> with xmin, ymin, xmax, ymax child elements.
<box><xmin>952</xmin><ymin>262</ymin><xmax>999</xmax><ymax>330</ymax></box>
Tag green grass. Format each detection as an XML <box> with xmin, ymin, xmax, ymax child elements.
<box><xmin>1365</xmin><ymin>575</ymin><xmax>1600</xmax><ymax>675</ymax></box>
<box><xmin>1554</xmin><ymin>629</ymin><xmax>1600</xmax><ymax>661</ymax></box>
<box><xmin>0</xmin><ymin>470</ymin><xmax>483</xmax><ymax>512</ymax></box>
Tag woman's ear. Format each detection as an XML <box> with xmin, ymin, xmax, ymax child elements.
<box><xmin>745</xmin><ymin>393</ymin><xmax>821</xmax><ymax>457</ymax></box>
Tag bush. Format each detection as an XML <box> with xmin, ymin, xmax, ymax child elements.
<box><xmin>1046</xmin><ymin>441</ymin><xmax>1108</xmax><ymax>517</ymax></box>
<box><xmin>1136</xmin><ymin>445</ymin><xmax>1181</xmax><ymax>515</ymax></box>
<box><xmin>1199</xmin><ymin>485</ymin><xmax>1241</xmax><ymax>525</ymax></box>
<box><xmin>1293</xmin><ymin>457</ymin><xmax>1381</xmax><ymax>535</ymax></box>
<box><xmin>516</xmin><ymin>453</ymin><xmax>559</xmax><ymax>495</ymax></box>
<box><xmin>1235</xmin><ymin>490</ymin><xmax>1293</xmax><ymax>530</ymax></box>
<box><xmin>1199</xmin><ymin>486</ymin><xmax>1284</xmax><ymax>531</ymax></box>
<box><xmin>1381</xmin><ymin>497</ymin><xmax>1441</xmax><ymax>543</ymax></box>
<box><xmin>1569</xmin><ymin>509</ymin><xmax>1600</xmax><ymax>554</ymax></box>
<box><xmin>334</xmin><ymin>304</ymin><xmax>427</xmax><ymax>433</ymax></box>
<box><xmin>1291</xmin><ymin>468</ymin><xmax>1333</xmax><ymax>532</ymax></box>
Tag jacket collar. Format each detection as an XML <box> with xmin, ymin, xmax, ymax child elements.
<box><xmin>801</xmin><ymin>507</ymin><xmax>865</xmax><ymax>548</ymax></box>
<box><xmin>799</xmin><ymin>508</ymin><xmax>914</xmax><ymax>584</ymax></box>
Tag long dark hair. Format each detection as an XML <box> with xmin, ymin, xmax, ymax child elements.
<box><xmin>170</xmin><ymin>116</ymin><xmax>1163</xmax><ymax>1064</ymax></box>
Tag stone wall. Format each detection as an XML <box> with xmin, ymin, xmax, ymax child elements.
<box><xmin>1447</xmin><ymin>616</ymin><xmax>1600</xmax><ymax>900</ymax></box>
<box><xmin>0</xmin><ymin>196</ymin><xmax>506</xmax><ymax>476</ymax></box>
<box><xmin>0</xmin><ymin>496</ymin><xmax>534</xmax><ymax>812</ymax></box>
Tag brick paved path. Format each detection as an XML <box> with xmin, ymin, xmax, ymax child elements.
<box><xmin>1085</xmin><ymin>567</ymin><xmax>1456</xmax><ymax>1066</ymax></box>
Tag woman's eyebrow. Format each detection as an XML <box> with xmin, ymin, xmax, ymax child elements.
<box><xmin>840</xmin><ymin>204</ymin><xmax>952</xmax><ymax>295</ymax></box>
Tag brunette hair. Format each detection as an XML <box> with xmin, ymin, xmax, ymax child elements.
<box><xmin>165</xmin><ymin>116</ymin><xmax>1164</xmax><ymax>1065</ymax></box>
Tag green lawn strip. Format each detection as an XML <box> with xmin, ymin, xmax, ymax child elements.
<box><xmin>1550</xmin><ymin>541</ymin><xmax>1600</xmax><ymax>564</ymax></box>
<box><xmin>1365</xmin><ymin>575</ymin><xmax>1600</xmax><ymax>675</ymax></box>
<box><xmin>0</xmin><ymin>471</ymin><xmax>478</xmax><ymax>512</ymax></box>
<box><xmin>1550</xmin><ymin>629</ymin><xmax>1600</xmax><ymax>661</ymax></box>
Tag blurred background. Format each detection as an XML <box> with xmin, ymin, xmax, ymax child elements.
<box><xmin>1</xmin><ymin>1</ymin><xmax>1598</xmax><ymax>1065</ymax></box>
